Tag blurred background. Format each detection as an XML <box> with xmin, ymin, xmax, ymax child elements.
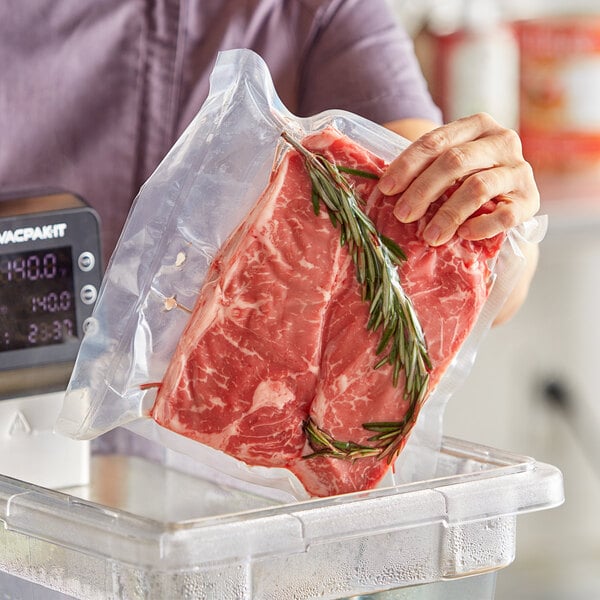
<box><xmin>386</xmin><ymin>1</ymin><xmax>600</xmax><ymax>599</ymax></box>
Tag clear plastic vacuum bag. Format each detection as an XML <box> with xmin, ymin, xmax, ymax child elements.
<box><xmin>56</xmin><ymin>49</ymin><xmax>547</xmax><ymax>500</ymax></box>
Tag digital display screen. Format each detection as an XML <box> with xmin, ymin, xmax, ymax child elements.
<box><xmin>0</xmin><ymin>247</ymin><xmax>78</xmax><ymax>352</ymax></box>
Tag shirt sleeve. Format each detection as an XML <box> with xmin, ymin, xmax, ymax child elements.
<box><xmin>297</xmin><ymin>0</ymin><xmax>442</xmax><ymax>125</ymax></box>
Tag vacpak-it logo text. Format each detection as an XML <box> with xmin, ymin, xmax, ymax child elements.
<box><xmin>0</xmin><ymin>223</ymin><xmax>67</xmax><ymax>245</ymax></box>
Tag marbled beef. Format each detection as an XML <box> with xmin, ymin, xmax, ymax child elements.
<box><xmin>151</xmin><ymin>127</ymin><xmax>503</xmax><ymax>497</ymax></box>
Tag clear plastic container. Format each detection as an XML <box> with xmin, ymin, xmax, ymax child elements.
<box><xmin>0</xmin><ymin>437</ymin><xmax>564</xmax><ymax>599</ymax></box>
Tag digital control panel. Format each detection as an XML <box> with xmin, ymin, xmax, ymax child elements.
<box><xmin>0</xmin><ymin>190</ymin><xmax>102</xmax><ymax>383</ymax></box>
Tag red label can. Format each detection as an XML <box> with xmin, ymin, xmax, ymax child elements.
<box><xmin>516</xmin><ymin>17</ymin><xmax>600</xmax><ymax>177</ymax></box>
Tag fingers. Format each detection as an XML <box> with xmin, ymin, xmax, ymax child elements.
<box><xmin>391</xmin><ymin>132</ymin><xmax>516</xmax><ymax>223</ymax></box>
<box><xmin>426</xmin><ymin>163</ymin><xmax>539</xmax><ymax>245</ymax></box>
<box><xmin>378</xmin><ymin>113</ymin><xmax>540</xmax><ymax>245</ymax></box>
<box><xmin>379</xmin><ymin>113</ymin><xmax>505</xmax><ymax>196</ymax></box>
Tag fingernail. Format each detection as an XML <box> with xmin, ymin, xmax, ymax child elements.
<box><xmin>458</xmin><ymin>224</ymin><xmax>471</xmax><ymax>239</ymax></box>
<box><xmin>423</xmin><ymin>224</ymin><xmax>442</xmax><ymax>245</ymax></box>
<box><xmin>394</xmin><ymin>202</ymin><xmax>411</xmax><ymax>222</ymax></box>
<box><xmin>378</xmin><ymin>175</ymin><xmax>397</xmax><ymax>195</ymax></box>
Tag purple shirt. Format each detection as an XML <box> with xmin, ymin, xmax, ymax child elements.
<box><xmin>0</xmin><ymin>0</ymin><xmax>440</xmax><ymax>264</ymax></box>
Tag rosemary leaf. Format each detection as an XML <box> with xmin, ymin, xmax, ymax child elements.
<box><xmin>376</xmin><ymin>321</ymin><xmax>396</xmax><ymax>355</ymax></box>
<box><xmin>328</xmin><ymin>210</ymin><xmax>338</xmax><ymax>228</ymax></box>
<box><xmin>381</xmin><ymin>234</ymin><xmax>407</xmax><ymax>262</ymax></box>
<box><xmin>337</xmin><ymin>165</ymin><xmax>381</xmax><ymax>180</ymax></box>
<box><xmin>311</xmin><ymin>188</ymin><xmax>321</xmax><ymax>215</ymax></box>
<box><xmin>363</xmin><ymin>422</ymin><xmax>402</xmax><ymax>433</ymax></box>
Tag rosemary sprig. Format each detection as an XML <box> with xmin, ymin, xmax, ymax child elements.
<box><xmin>281</xmin><ymin>130</ymin><xmax>431</xmax><ymax>463</ymax></box>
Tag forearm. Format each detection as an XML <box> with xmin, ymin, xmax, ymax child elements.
<box><xmin>383</xmin><ymin>117</ymin><xmax>438</xmax><ymax>141</ymax></box>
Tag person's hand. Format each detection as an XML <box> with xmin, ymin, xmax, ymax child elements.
<box><xmin>379</xmin><ymin>113</ymin><xmax>540</xmax><ymax>246</ymax></box>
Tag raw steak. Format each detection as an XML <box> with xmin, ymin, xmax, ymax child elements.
<box><xmin>151</xmin><ymin>127</ymin><xmax>504</xmax><ymax>497</ymax></box>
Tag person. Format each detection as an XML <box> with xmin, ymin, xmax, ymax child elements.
<box><xmin>0</xmin><ymin>1</ymin><xmax>539</xmax><ymax>322</ymax></box>
<box><xmin>1</xmin><ymin>2</ymin><xmax>538</xmax><ymax>364</ymax></box>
